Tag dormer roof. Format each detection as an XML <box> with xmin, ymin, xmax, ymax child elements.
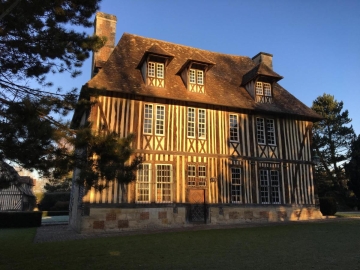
<box><xmin>136</xmin><ymin>43</ymin><xmax>174</xmax><ymax>69</ymax></box>
<box><xmin>176</xmin><ymin>52</ymin><xmax>215</xmax><ymax>75</ymax></box>
<box><xmin>242</xmin><ymin>62</ymin><xmax>283</xmax><ymax>86</ymax></box>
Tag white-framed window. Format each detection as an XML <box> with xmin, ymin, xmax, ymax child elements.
<box><xmin>264</xmin><ymin>83</ymin><xmax>271</xmax><ymax>96</ymax></box>
<box><xmin>136</xmin><ymin>164</ymin><xmax>151</xmax><ymax>203</ymax></box>
<box><xmin>256</xmin><ymin>82</ymin><xmax>271</xmax><ymax>96</ymax></box>
<box><xmin>256</xmin><ymin>117</ymin><xmax>276</xmax><ymax>146</ymax></box>
<box><xmin>147</xmin><ymin>62</ymin><xmax>165</xmax><ymax>87</ymax></box>
<box><xmin>155</xmin><ymin>105</ymin><xmax>165</xmax><ymax>136</ymax></box>
<box><xmin>229</xmin><ymin>114</ymin><xmax>239</xmax><ymax>142</ymax></box>
<box><xmin>187</xmin><ymin>107</ymin><xmax>206</xmax><ymax>139</ymax></box>
<box><xmin>198</xmin><ymin>109</ymin><xmax>206</xmax><ymax>139</ymax></box>
<box><xmin>187</xmin><ymin>164</ymin><xmax>207</xmax><ymax>187</ymax></box>
<box><xmin>231</xmin><ymin>167</ymin><xmax>241</xmax><ymax>203</ymax></box>
<box><xmin>187</xmin><ymin>165</ymin><xmax>196</xmax><ymax>186</ymax></box>
<box><xmin>144</xmin><ymin>104</ymin><xmax>165</xmax><ymax>136</ymax></box>
<box><xmin>156</xmin><ymin>164</ymin><xmax>172</xmax><ymax>203</ymax></box>
<box><xmin>187</xmin><ymin>108</ymin><xmax>195</xmax><ymax>138</ymax></box>
<box><xmin>260</xmin><ymin>169</ymin><xmax>280</xmax><ymax>204</ymax></box>
<box><xmin>189</xmin><ymin>69</ymin><xmax>205</xmax><ymax>93</ymax></box>
<box><xmin>144</xmin><ymin>104</ymin><xmax>153</xmax><ymax>134</ymax></box>
<box><xmin>148</xmin><ymin>62</ymin><xmax>164</xmax><ymax>78</ymax></box>
<box><xmin>198</xmin><ymin>165</ymin><xmax>206</xmax><ymax>186</ymax></box>
<box><xmin>256</xmin><ymin>82</ymin><xmax>263</xmax><ymax>95</ymax></box>
<box><xmin>266</xmin><ymin>119</ymin><xmax>276</xmax><ymax>145</ymax></box>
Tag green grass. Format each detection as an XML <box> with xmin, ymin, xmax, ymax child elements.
<box><xmin>335</xmin><ymin>212</ymin><xmax>360</xmax><ymax>218</ymax></box>
<box><xmin>1</xmin><ymin>220</ymin><xmax>360</xmax><ymax>269</ymax></box>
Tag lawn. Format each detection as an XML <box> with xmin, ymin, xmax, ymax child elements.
<box><xmin>1</xmin><ymin>220</ymin><xmax>360</xmax><ymax>270</ymax></box>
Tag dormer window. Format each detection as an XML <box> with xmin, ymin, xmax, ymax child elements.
<box><xmin>176</xmin><ymin>53</ymin><xmax>215</xmax><ymax>95</ymax></box>
<box><xmin>136</xmin><ymin>44</ymin><xmax>174</xmax><ymax>89</ymax></box>
<box><xmin>189</xmin><ymin>69</ymin><xmax>204</xmax><ymax>93</ymax></box>
<box><xmin>148</xmin><ymin>61</ymin><xmax>164</xmax><ymax>87</ymax></box>
<box><xmin>255</xmin><ymin>82</ymin><xmax>272</xmax><ymax>103</ymax></box>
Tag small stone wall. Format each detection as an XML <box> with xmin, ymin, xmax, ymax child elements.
<box><xmin>78</xmin><ymin>204</ymin><xmax>323</xmax><ymax>233</ymax></box>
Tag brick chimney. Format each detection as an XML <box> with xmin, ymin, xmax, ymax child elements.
<box><xmin>91</xmin><ymin>12</ymin><xmax>117</xmax><ymax>77</ymax></box>
<box><xmin>252</xmin><ymin>52</ymin><xmax>273</xmax><ymax>70</ymax></box>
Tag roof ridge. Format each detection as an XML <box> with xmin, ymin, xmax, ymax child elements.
<box><xmin>121</xmin><ymin>32</ymin><xmax>250</xmax><ymax>59</ymax></box>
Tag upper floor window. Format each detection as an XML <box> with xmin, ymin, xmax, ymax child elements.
<box><xmin>143</xmin><ymin>104</ymin><xmax>165</xmax><ymax>135</ymax></box>
<box><xmin>255</xmin><ymin>82</ymin><xmax>273</xmax><ymax>103</ymax></box>
<box><xmin>187</xmin><ymin>108</ymin><xmax>206</xmax><ymax>139</ymax></box>
<box><xmin>256</xmin><ymin>117</ymin><xmax>276</xmax><ymax>146</ymax></box>
<box><xmin>147</xmin><ymin>62</ymin><xmax>164</xmax><ymax>87</ymax></box>
<box><xmin>229</xmin><ymin>114</ymin><xmax>239</xmax><ymax>142</ymax></box>
<box><xmin>189</xmin><ymin>69</ymin><xmax>204</xmax><ymax>93</ymax></box>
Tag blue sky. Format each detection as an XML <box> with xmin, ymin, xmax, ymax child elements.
<box><xmin>55</xmin><ymin>0</ymin><xmax>360</xmax><ymax>134</ymax></box>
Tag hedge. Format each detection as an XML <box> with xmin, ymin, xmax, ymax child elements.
<box><xmin>42</xmin><ymin>211</ymin><xmax>69</xmax><ymax>217</ymax></box>
<box><xmin>0</xmin><ymin>211</ymin><xmax>42</xmax><ymax>228</ymax></box>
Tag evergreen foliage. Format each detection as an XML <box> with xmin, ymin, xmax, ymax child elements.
<box><xmin>312</xmin><ymin>94</ymin><xmax>355</xmax><ymax>199</ymax></box>
<box><xmin>0</xmin><ymin>1</ymin><xmax>142</xmax><ymax>190</ymax></box>
<box><xmin>345</xmin><ymin>135</ymin><xmax>360</xmax><ymax>200</ymax></box>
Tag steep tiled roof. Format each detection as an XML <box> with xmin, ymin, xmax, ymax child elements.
<box><xmin>84</xmin><ymin>33</ymin><xmax>321</xmax><ymax>120</ymax></box>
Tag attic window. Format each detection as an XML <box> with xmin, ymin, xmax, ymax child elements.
<box><xmin>147</xmin><ymin>60</ymin><xmax>165</xmax><ymax>87</ymax></box>
<box><xmin>255</xmin><ymin>82</ymin><xmax>273</xmax><ymax>103</ymax></box>
<box><xmin>188</xmin><ymin>65</ymin><xmax>205</xmax><ymax>93</ymax></box>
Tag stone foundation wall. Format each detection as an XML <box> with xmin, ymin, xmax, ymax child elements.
<box><xmin>78</xmin><ymin>204</ymin><xmax>323</xmax><ymax>233</ymax></box>
<box><xmin>80</xmin><ymin>206</ymin><xmax>186</xmax><ymax>233</ymax></box>
<box><xmin>209</xmin><ymin>205</ymin><xmax>323</xmax><ymax>224</ymax></box>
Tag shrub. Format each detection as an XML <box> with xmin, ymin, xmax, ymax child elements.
<box><xmin>38</xmin><ymin>192</ymin><xmax>70</xmax><ymax>211</ymax></box>
<box><xmin>0</xmin><ymin>211</ymin><xmax>42</xmax><ymax>228</ymax></box>
<box><xmin>50</xmin><ymin>201</ymin><xmax>69</xmax><ymax>211</ymax></box>
<box><xmin>319</xmin><ymin>197</ymin><xmax>337</xmax><ymax>215</ymax></box>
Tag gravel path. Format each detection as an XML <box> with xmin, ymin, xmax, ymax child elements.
<box><xmin>33</xmin><ymin>217</ymin><xmax>357</xmax><ymax>244</ymax></box>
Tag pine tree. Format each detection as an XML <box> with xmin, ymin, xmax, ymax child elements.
<box><xmin>345</xmin><ymin>135</ymin><xmax>360</xmax><ymax>200</ymax></box>
<box><xmin>312</xmin><ymin>94</ymin><xmax>355</xmax><ymax>198</ymax></box>
<box><xmin>0</xmin><ymin>1</ymin><xmax>142</xmax><ymax>189</ymax></box>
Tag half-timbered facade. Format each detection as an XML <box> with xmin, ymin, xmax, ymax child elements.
<box><xmin>70</xmin><ymin>12</ymin><xmax>323</xmax><ymax>233</ymax></box>
<box><xmin>0</xmin><ymin>161</ymin><xmax>36</xmax><ymax>211</ymax></box>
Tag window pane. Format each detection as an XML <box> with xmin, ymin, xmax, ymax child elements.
<box><xmin>137</xmin><ymin>164</ymin><xmax>150</xmax><ymax>202</ymax></box>
<box><xmin>256</xmin><ymin>82</ymin><xmax>263</xmax><ymax>95</ymax></box>
<box><xmin>197</xmin><ymin>70</ymin><xmax>204</xmax><ymax>85</ymax></box>
<box><xmin>266</xmin><ymin>119</ymin><xmax>276</xmax><ymax>145</ymax></box>
<box><xmin>157</xmin><ymin>63</ymin><xmax>164</xmax><ymax>78</ymax></box>
<box><xmin>270</xmin><ymin>170</ymin><xmax>280</xmax><ymax>204</ymax></box>
<box><xmin>148</xmin><ymin>62</ymin><xmax>155</xmax><ymax>77</ymax></box>
<box><xmin>187</xmin><ymin>165</ymin><xmax>196</xmax><ymax>186</ymax></box>
<box><xmin>231</xmin><ymin>168</ymin><xmax>241</xmax><ymax>203</ymax></box>
<box><xmin>155</xmin><ymin>105</ymin><xmax>165</xmax><ymax>135</ymax></box>
<box><xmin>198</xmin><ymin>109</ymin><xmax>206</xmax><ymax>139</ymax></box>
<box><xmin>260</xmin><ymin>170</ymin><xmax>269</xmax><ymax>204</ymax></box>
<box><xmin>198</xmin><ymin>166</ymin><xmax>206</xmax><ymax>186</ymax></box>
<box><xmin>264</xmin><ymin>83</ymin><xmax>271</xmax><ymax>96</ymax></box>
<box><xmin>156</xmin><ymin>165</ymin><xmax>172</xmax><ymax>202</ymax></box>
<box><xmin>229</xmin><ymin>114</ymin><xmax>239</xmax><ymax>142</ymax></box>
<box><xmin>144</xmin><ymin>104</ymin><xmax>153</xmax><ymax>134</ymax></box>
<box><xmin>187</xmin><ymin>108</ymin><xmax>195</xmax><ymax>137</ymax></box>
<box><xmin>189</xmin><ymin>69</ymin><xmax>196</xmax><ymax>84</ymax></box>
<box><xmin>257</xmin><ymin>118</ymin><xmax>265</xmax><ymax>144</ymax></box>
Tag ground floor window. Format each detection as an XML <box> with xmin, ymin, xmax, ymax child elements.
<box><xmin>259</xmin><ymin>169</ymin><xmax>281</xmax><ymax>204</ymax></box>
<box><xmin>156</xmin><ymin>164</ymin><xmax>172</xmax><ymax>203</ymax></box>
<box><xmin>231</xmin><ymin>167</ymin><xmax>242</xmax><ymax>203</ymax></box>
<box><xmin>136</xmin><ymin>164</ymin><xmax>151</xmax><ymax>203</ymax></box>
<box><xmin>187</xmin><ymin>164</ymin><xmax>206</xmax><ymax>187</ymax></box>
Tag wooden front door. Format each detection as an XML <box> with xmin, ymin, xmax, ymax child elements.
<box><xmin>188</xmin><ymin>189</ymin><xmax>206</xmax><ymax>223</ymax></box>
